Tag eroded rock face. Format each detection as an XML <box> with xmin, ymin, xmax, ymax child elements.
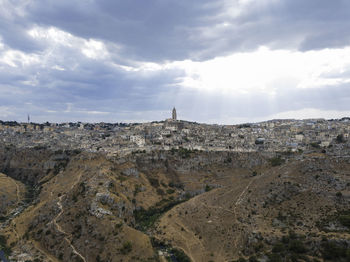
<box><xmin>121</xmin><ymin>168</ymin><xmax>139</xmax><ymax>178</ymax></box>
<box><xmin>0</xmin><ymin>147</ymin><xmax>78</xmax><ymax>185</ymax></box>
<box><xmin>90</xmin><ymin>192</ymin><xmax>134</xmax><ymax>219</ymax></box>
<box><xmin>89</xmin><ymin>201</ymin><xmax>112</xmax><ymax>218</ymax></box>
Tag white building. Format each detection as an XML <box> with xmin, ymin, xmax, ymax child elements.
<box><xmin>130</xmin><ymin>135</ymin><xmax>145</xmax><ymax>147</ymax></box>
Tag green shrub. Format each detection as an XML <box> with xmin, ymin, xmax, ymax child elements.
<box><xmin>336</xmin><ymin>191</ymin><xmax>343</xmax><ymax>197</ymax></box>
<box><xmin>171</xmin><ymin>147</ymin><xmax>193</xmax><ymax>159</ymax></box>
<box><xmin>166</xmin><ymin>188</ymin><xmax>175</xmax><ymax>194</ymax></box>
<box><xmin>339</xmin><ymin>213</ymin><xmax>350</xmax><ymax>227</ymax></box>
<box><xmin>120</xmin><ymin>241</ymin><xmax>132</xmax><ymax>254</ymax></box>
<box><xmin>148</xmin><ymin>178</ymin><xmax>159</xmax><ymax>188</ymax></box>
<box><xmin>269</xmin><ymin>157</ymin><xmax>285</xmax><ymax>166</ymax></box>
<box><xmin>134</xmin><ymin>199</ymin><xmax>185</xmax><ymax>231</ymax></box>
<box><xmin>170</xmin><ymin>248</ymin><xmax>191</xmax><ymax>262</ymax></box>
<box><xmin>272</xmin><ymin>243</ymin><xmax>285</xmax><ymax>253</ymax></box>
<box><xmin>205</xmin><ymin>185</ymin><xmax>212</xmax><ymax>192</ymax></box>
<box><xmin>310</xmin><ymin>142</ymin><xmax>320</xmax><ymax>148</ymax></box>
<box><xmin>133</xmin><ymin>184</ymin><xmax>141</xmax><ymax>196</ymax></box>
<box><xmin>336</xmin><ymin>134</ymin><xmax>345</xmax><ymax>143</ymax></box>
<box><xmin>321</xmin><ymin>241</ymin><xmax>347</xmax><ymax>260</ymax></box>
<box><xmin>249</xmin><ymin>256</ymin><xmax>258</xmax><ymax>262</ymax></box>
<box><xmin>288</xmin><ymin>240</ymin><xmax>307</xmax><ymax>253</ymax></box>
<box><xmin>0</xmin><ymin>234</ymin><xmax>11</xmax><ymax>256</ymax></box>
<box><xmin>267</xmin><ymin>253</ymin><xmax>283</xmax><ymax>262</ymax></box>
<box><xmin>156</xmin><ymin>188</ymin><xmax>165</xmax><ymax>195</ymax></box>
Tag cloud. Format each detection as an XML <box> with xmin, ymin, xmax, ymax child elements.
<box><xmin>21</xmin><ymin>0</ymin><xmax>223</xmax><ymax>62</ymax></box>
<box><xmin>0</xmin><ymin>25</ymin><xmax>185</xmax><ymax>122</ymax></box>
<box><xmin>0</xmin><ymin>0</ymin><xmax>350</xmax><ymax>123</ymax></box>
<box><xmin>1</xmin><ymin>1</ymin><xmax>350</xmax><ymax>63</ymax></box>
<box><xmin>1</xmin><ymin>0</ymin><xmax>348</xmax><ymax>62</ymax></box>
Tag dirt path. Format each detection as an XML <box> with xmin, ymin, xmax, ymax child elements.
<box><xmin>233</xmin><ymin>178</ymin><xmax>255</xmax><ymax>213</ymax></box>
<box><xmin>216</xmin><ymin>176</ymin><xmax>259</xmax><ymax>261</ymax></box>
<box><xmin>52</xmin><ymin>197</ymin><xmax>84</xmax><ymax>262</ymax></box>
<box><xmin>49</xmin><ymin>172</ymin><xmax>87</xmax><ymax>262</ymax></box>
<box><xmin>222</xmin><ymin>166</ymin><xmax>285</xmax><ymax>261</ymax></box>
<box><xmin>201</xmin><ymin>203</ymin><xmax>235</xmax><ymax>215</ymax></box>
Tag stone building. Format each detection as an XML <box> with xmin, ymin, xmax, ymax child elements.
<box><xmin>172</xmin><ymin>107</ymin><xmax>177</xmax><ymax>121</ymax></box>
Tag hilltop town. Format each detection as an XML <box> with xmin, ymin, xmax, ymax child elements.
<box><xmin>0</xmin><ymin>113</ymin><xmax>349</xmax><ymax>262</ymax></box>
<box><xmin>1</xmin><ymin>114</ymin><xmax>349</xmax><ymax>156</ymax></box>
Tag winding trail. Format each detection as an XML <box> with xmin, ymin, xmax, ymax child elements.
<box><xmin>233</xmin><ymin>178</ymin><xmax>255</xmax><ymax>213</ymax></box>
<box><xmin>222</xmin><ymin>166</ymin><xmax>285</xmax><ymax>261</ymax></box>
<box><xmin>216</xmin><ymin>176</ymin><xmax>260</xmax><ymax>261</ymax></box>
<box><xmin>49</xmin><ymin>172</ymin><xmax>87</xmax><ymax>262</ymax></box>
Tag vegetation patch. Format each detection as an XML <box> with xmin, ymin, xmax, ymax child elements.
<box><xmin>24</xmin><ymin>184</ymin><xmax>40</xmax><ymax>204</ymax></box>
<box><xmin>53</xmin><ymin>160</ymin><xmax>69</xmax><ymax>175</ymax></box>
<box><xmin>148</xmin><ymin>177</ymin><xmax>160</xmax><ymax>188</ymax></box>
<box><xmin>151</xmin><ymin>238</ymin><xmax>191</xmax><ymax>262</ymax></box>
<box><xmin>205</xmin><ymin>184</ymin><xmax>212</xmax><ymax>192</ymax></box>
<box><xmin>168</xmin><ymin>248</ymin><xmax>191</xmax><ymax>262</ymax></box>
<box><xmin>336</xmin><ymin>134</ymin><xmax>346</xmax><ymax>143</ymax></box>
<box><xmin>166</xmin><ymin>188</ymin><xmax>175</xmax><ymax>194</ymax></box>
<box><xmin>239</xmin><ymin>231</ymin><xmax>350</xmax><ymax>262</ymax></box>
<box><xmin>120</xmin><ymin>241</ymin><xmax>133</xmax><ymax>255</ymax></box>
<box><xmin>317</xmin><ymin>210</ymin><xmax>350</xmax><ymax>232</ymax></box>
<box><xmin>269</xmin><ymin>156</ymin><xmax>285</xmax><ymax>166</ymax></box>
<box><xmin>310</xmin><ymin>142</ymin><xmax>321</xmax><ymax>148</ymax></box>
<box><xmin>0</xmin><ymin>234</ymin><xmax>11</xmax><ymax>257</ymax></box>
<box><xmin>338</xmin><ymin>210</ymin><xmax>350</xmax><ymax>227</ymax></box>
<box><xmin>134</xmin><ymin>199</ymin><xmax>186</xmax><ymax>231</ymax></box>
<box><xmin>321</xmin><ymin>240</ymin><xmax>350</xmax><ymax>261</ymax></box>
<box><xmin>170</xmin><ymin>147</ymin><xmax>194</xmax><ymax>159</ymax></box>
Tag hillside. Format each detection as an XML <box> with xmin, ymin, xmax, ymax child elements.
<box><xmin>0</xmin><ymin>173</ymin><xmax>26</xmax><ymax>220</ymax></box>
<box><xmin>0</xmin><ymin>145</ymin><xmax>349</xmax><ymax>261</ymax></box>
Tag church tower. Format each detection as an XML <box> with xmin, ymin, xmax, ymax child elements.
<box><xmin>172</xmin><ymin>107</ymin><xmax>177</xmax><ymax>121</ymax></box>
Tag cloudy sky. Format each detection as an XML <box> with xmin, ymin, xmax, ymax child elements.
<box><xmin>1</xmin><ymin>0</ymin><xmax>350</xmax><ymax>124</ymax></box>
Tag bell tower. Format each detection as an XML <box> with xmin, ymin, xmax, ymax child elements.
<box><xmin>172</xmin><ymin>107</ymin><xmax>177</xmax><ymax>121</ymax></box>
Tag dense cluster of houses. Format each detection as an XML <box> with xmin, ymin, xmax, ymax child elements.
<box><xmin>0</xmin><ymin>118</ymin><xmax>349</xmax><ymax>156</ymax></box>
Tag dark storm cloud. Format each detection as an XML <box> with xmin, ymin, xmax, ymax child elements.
<box><xmin>23</xmin><ymin>0</ymin><xmax>222</xmax><ymax>62</ymax></box>
<box><xmin>0</xmin><ymin>2</ymin><xmax>44</xmax><ymax>53</ymax></box>
<box><xmin>1</xmin><ymin>0</ymin><xmax>350</xmax><ymax>123</ymax></box>
<box><xmin>0</xmin><ymin>44</ymin><xmax>184</xmax><ymax>121</ymax></box>
<box><xmin>12</xmin><ymin>0</ymin><xmax>348</xmax><ymax>61</ymax></box>
<box><xmin>1</xmin><ymin>0</ymin><xmax>350</xmax><ymax>61</ymax></box>
<box><xmin>232</xmin><ymin>0</ymin><xmax>350</xmax><ymax>52</ymax></box>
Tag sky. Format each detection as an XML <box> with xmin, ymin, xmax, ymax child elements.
<box><xmin>1</xmin><ymin>0</ymin><xmax>350</xmax><ymax>124</ymax></box>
